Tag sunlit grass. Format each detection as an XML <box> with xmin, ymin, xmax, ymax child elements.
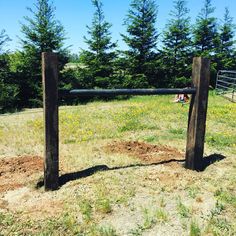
<box><xmin>0</xmin><ymin>93</ymin><xmax>235</xmax><ymax>235</ymax></box>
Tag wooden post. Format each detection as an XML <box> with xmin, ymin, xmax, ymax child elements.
<box><xmin>185</xmin><ymin>57</ymin><xmax>210</xmax><ymax>170</ymax></box>
<box><xmin>42</xmin><ymin>52</ymin><xmax>59</xmax><ymax>190</ymax></box>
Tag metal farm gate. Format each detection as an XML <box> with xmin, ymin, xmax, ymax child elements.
<box><xmin>216</xmin><ymin>70</ymin><xmax>236</xmax><ymax>102</ymax></box>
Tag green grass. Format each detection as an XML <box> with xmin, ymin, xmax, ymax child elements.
<box><xmin>79</xmin><ymin>199</ymin><xmax>93</xmax><ymax>222</ymax></box>
<box><xmin>155</xmin><ymin>208</ymin><xmax>169</xmax><ymax>223</ymax></box>
<box><xmin>177</xmin><ymin>197</ymin><xmax>190</xmax><ymax>218</ymax></box>
<box><xmin>190</xmin><ymin>220</ymin><xmax>201</xmax><ymax>236</ymax></box>
<box><xmin>0</xmin><ymin>94</ymin><xmax>236</xmax><ymax>235</ymax></box>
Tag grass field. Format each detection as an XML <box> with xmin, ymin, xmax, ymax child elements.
<box><xmin>0</xmin><ymin>93</ymin><xmax>235</xmax><ymax>235</ymax></box>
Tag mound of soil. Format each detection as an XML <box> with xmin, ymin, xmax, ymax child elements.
<box><xmin>105</xmin><ymin>141</ymin><xmax>184</xmax><ymax>163</ymax></box>
<box><xmin>0</xmin><ymin>156</ymin><xmax>43</xmax><ymax>193</ymax></box>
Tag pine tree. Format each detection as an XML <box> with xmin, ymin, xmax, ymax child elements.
<box><xmin>216</xmin><ymin>7</ymin><xmax>236</xmax><ymax>70</ymax></box>
<box><xmin>21</xmin><ymin>0</ymin><xmax>66</xmax><ymax>52</ymax></box>
<box><xmin>81</xmin><ymin>0</ymin><xmax>117</xmax><ymax>88</ymax></box>
<box><xmin>122</xmin><ymin>0</ymin><xmax>158</xmax><ymax>86</ymax></box>
<box><xmin>193</xmin><ymin>0</ymin><xmax>219</xmax><ymax>57</ymax></box>
<box><xmin>161</xmin><ymin>0</ymin><xmax>192</xmax><ymax>87</ymax></box>
<box><xmin>18</xmin><ymin>0</ymin><xmax>67</xmax><ymax>107</ymax></box>
<box><xmin>0</xmin><ymin>29</ymin><xmax>10</xmax><ymax>53</ymax></box>
<box><xmin>0</xmin><ymin>30</ymin><xmax>19</xmax><ymax>112</ymax></box>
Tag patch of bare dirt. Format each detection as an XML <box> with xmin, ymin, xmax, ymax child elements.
<box><xmin>105</xmin><ymin>141</ymin><xmax>184</xmax><ymax>164</ymax></box>
<box><xmin>0</xmin><ymin>156</ymin><xmax>43</xmax><ymax>193</ymax></box>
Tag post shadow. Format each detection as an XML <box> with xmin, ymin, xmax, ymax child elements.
<box><xmin>36</xmin><ymin>154</ymin><xmax>226</xmax><ymax>189</ymax></box>
<box><xmin>196</xmin><ymin>153</ymin><xmax>226</xmax><ymax>171</ymax></box>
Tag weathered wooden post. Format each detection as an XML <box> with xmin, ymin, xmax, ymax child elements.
<box><xmin>185</xmin><ymin>57</ymin><xmax>210</xmax><ymax>170</ymax></box>
<box><xmin>42</xmin><ymin>52</ymin><xmax>59</xmax><ymax>190</ymax></box>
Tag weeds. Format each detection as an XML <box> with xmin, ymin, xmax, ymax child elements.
<box><xmin>159</xmin><ymin>197</ymin><xmax>166</xmax><ymax>208</ymax></box>
<box><xmin>79</xmin><ymin>199</ymin><xmax>93</xmax><ymax>222</ymax></box>
<box><xmin>177</xmin><ymin>198</ymin><xmax>190</xmax><ymax>218</ymax></box>
<box><xmin>205</xmin><ymin>218</ymin><xmax>234</xmax><ymax>236</ymax></box>
<box><xmin>186</xmin><ymin>186</ymin><xmax>200</xmax><ymax>199</ymax></box>
<box><xmin>0</xmin><ymin>212</ymin><xmax>15</xmax><ymax>227</ymax></box>
<box><xmin>0</xmin><ymin>94</ymin><xmax>235</xmax><ymax>235</ymax></box>
<box><xmin>155</xmin><ymin>208</ymin><xmax>168</xmax><ymax>223</ymax></box>
<box><xmin>214</xmin><ymin>188</ymin><xmax>236</xmax><ymax>207</ymax></box>
<box><xmin>204</xmin><ymin>199</ymin><xmax>234</xmax><ymax>236</ymax></box>
<box><xmin>95</xmin><ymin>198</ymin><xmax>112</xmax><ymax>214</ymax></box>
<box><xmin>142</xmin><ymin>208</ymin><xmax>156</xmax><ymax>229</ymax></box>
<box><xmin>129</xmin><ymin>226</ymin><xmax>143</xmax><ymax>236</ymax></box>
<box><xmin>206</xmin><ymin>132</ymin><xmax>236</xmax><ymax>148</ymax></box>
<box><xmin>95</xmin><ymin>225</ymin><xmax>117</xmax><ymax>236</ymax></box>
<box><xmin>190</xmin><ymin>220</ymin><xmax>201</xmax><ymax>236</ymax></box>
<box><xmin>210</xmin><ymin>201</ymin><xmax>225</xmax><ymax>218</ymax></box>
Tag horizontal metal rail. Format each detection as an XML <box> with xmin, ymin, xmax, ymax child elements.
<box><xmin>217</xmin><ymin>80</ymin><xmax>236</xmax><ymax>87</ymax></box>
<box><xmin>60</xmin><ymin>88</ymin><xmax>196</xmax><ymax>97</ymax></box>
<box><xmin>216</xmin><ymin>70</ymin><xmax>236</xmax><ymax>102</ymax></box>
<box><xmin>218</xmin><ymin>75</ymin><xmax>236</xmax><ymax>81</ymax></box>
<box><xmin>216</xmin><ymin>84</ymin><xmax>233</xmax><ymax>90</ymax></box>
<box><xmin>219</xmin><ymin>70</ymin><xmax>236</xmax><ymax>74</ymax></box>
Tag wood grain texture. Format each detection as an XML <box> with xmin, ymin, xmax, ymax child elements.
<box><xmin>42</xmin><ymin>52</ymin><xmax>59</xmax><ymax>190</ymax></box>
<box><xmin>185</xmin><ymin>57</ymin><xmax>210</xmax><ymax>170</ymax></box>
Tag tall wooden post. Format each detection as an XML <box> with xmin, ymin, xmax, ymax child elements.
<box><xmin>42</xmin><ymin>52</ymin><xmax>59</xmax><ymax>190</ymax></box>
<box><xmin>185</xmin><ymin>57</ymin><xmax>210</xmax><ymax>170</ymax></box>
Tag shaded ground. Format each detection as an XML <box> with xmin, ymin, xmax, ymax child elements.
<box><xmin>0</xmin><ymin>142</ymin><xmax>225</xmax><ymax>193</ymax></box>
<box><xmin>0</xmin><ymin>156</ymin><xmax>43</xmax><ymax>193</ymax></box>
<box><xmin>0</xmin><ymin>142</ymin><xmax>184</xmax><ymax>193</ymax></box>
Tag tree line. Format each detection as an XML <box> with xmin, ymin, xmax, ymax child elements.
<box><xmin>0</xmin><ymin>0</ymin><xmax>235</xmax><ymax>113</ymax></box>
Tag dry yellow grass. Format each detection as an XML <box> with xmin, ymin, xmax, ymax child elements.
<box><xmin>0</xmin><ymin>94</ymin><xmax>235</xmax><ymax>235</ymax></box>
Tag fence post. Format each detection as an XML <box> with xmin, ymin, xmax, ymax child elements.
<box><xmin>42</xmin><ymin>52</ymin><xmax>59</xmax><ymax>190</ymax></box>
<box><xmin>185</xmin><ymin>57</ymin><xmax>210</xmax><ymax>170</ymax></box>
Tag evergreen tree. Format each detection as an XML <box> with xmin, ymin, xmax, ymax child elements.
<box><xmin>216</xmin><ymin>7</ymin><xmax>236</xmax><ymax>70</ymax></box>
<box><xmin>161</xmin><ymin>0</ymin><xmax>192</xmax><ymax>87</ymax></box>
<box><xmin>80</xmin><ymin>0</ymin><xmax>117</xmax><ymax>88</ymax></box>
<box><xmin>21</xmin><ymin>0</ymin><xmax>66</xmax><ymax>52</ymax></box>
<box><xmin>0</xmin><ymin>30</ymin><xmax>19</xmax><ymax>113</ymax></box>
<box><xmin>193</xmin><ymin>0</ymin><xmax>219</xmax><ymax>57</ymax></box>
<box><xmin>122</xmin><ymin>0</ymin><xmax>158</xmax><ymax>87</ymax></box>
<box><xmin>18</xmin><ymin>0</ymin><xmax>67</xmax><ymax>107</ymax></box>
<box><xmin>0</xmin><ymin>29</ymin><xmax>10</xmax><ymax>53</ymax></box>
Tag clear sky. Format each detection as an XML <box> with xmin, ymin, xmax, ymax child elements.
<box><xmin>0</xmin><ymin>0</ymin><xmax>236</xmax><ymax>53</ymax></box>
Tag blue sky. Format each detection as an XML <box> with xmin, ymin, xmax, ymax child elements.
<box><xmin>0</xmin><ymin>0</ymin><xmax>236</xmax><ymax>53</ymax></box>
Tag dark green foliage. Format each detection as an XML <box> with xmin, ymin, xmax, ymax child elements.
<box><xmin>60</xmin><ymin>67</ymin><xmax>94</xmax><ymax>90</ymax></box>
<box><xmin>58</xmin><ymin>67</ymin><xmax>93</xmax><ymax>105</ymax></box>
<box><xmin>0</xmin><ymin>32</ymin><xmax>19</xmax><ymax>113</ymax></box>
<box><xmin>192</xmin><ymin>0</ymin><xmax>221</xmax><ymax>86</ymax></box>
<box><xmin>0</xmin><ymin>59</ymin><xmax>17</xmax><ymax>113</ymax></box>
<box><xmin>1</xmin><ymin>0</ymin><xmax>236</xmax><ymax>112</ymax></box>
<box><xmin>122</xmin><ymin>0</ymin><xmax>158</xmax><ymax>86</ymax></box>
<box><xmin>9</xmin><ymin>49</ymin><xmax>42</xmax><ymax>107</ymax></box>
<box><xmin>17</xmin><ymin>0</ymin><xmax>68</xmax><ymax>108</ymax></box>
<box><xmin>122</xmin><ymin>74</ymin><xmax>149</xmax><ymax>89</ymax></box>
<box><xmin>0</xmin><ymin>31</ymin><xmax>19</xmax><ymax>113</ymax></box>
<box><xmin>161</xmin><ymin>0</ymin><xmax>192</xmax><ymax>87</ymax></box>
<box><xmin>216</xmin><ymin>8</ymin><xmax>236</xmax><ymax>70</ymax></box>
<box><xmin>21</xmin><ymin>0</ymin><xmax>66</xmax><ymax>52</ymax></box>
<box><xmin>79</xmin><ymin>0</ymin><xmax>117</xmax><ymax>88</ymax></box>
<box><xmin>193</xmin><ymin>0</ymin><xmax>219</xmax><ymax>57</ymax></box>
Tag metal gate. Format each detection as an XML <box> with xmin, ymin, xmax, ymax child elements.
<box><xmin>216</xmin><ymin>70</ymin><xmax>236</xmax><ymax>102</ymax></box>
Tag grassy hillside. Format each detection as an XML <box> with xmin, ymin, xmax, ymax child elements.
<box><xmin>0</xmin><ymin>93</ymin><xmax>235</xmax><ymax>235</ymax></box>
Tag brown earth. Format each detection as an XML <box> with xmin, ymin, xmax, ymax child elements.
<box><xmin>105</xmin><ymin>141</ymin><xmax>184</xmax><ymax>164</ymax></box>
<box><xmin>0</xmin><ymin>142</ymin><xmax>184</xmax><ymax>193</ymax></box>
<box><xmin>0</xmin><ymin>156</ymin><xmax>43</xmax><ymax>193</ymax></box>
